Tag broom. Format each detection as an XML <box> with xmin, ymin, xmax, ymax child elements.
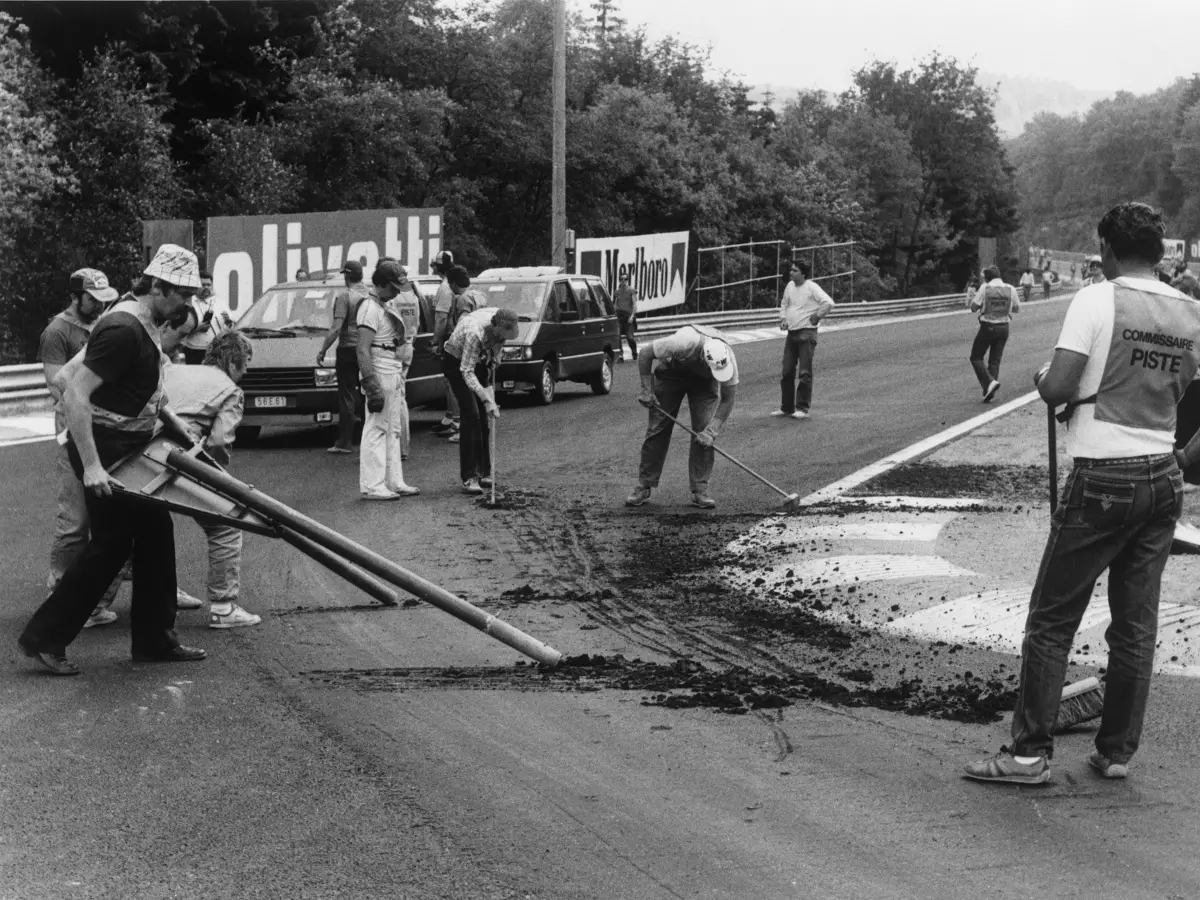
<box><xmin>1052</xmin><ymin>676</ymin><xmax>1104</xmax><ymax>733</ymax></box>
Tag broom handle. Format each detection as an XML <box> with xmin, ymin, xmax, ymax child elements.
<box><xmin>651</xmin><ymin>402</ymin><xmax>794</xmax><ymax>500</ymax></box>
<box><xmin>1047</xmin><ymin>404</ymin><xmax>1058</xmax><ymax>514</ymax></box>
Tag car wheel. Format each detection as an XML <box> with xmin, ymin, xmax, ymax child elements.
<box><xmin>591</xmin><ymin>352</ymin><xmax>614</xmax><ymax>395</ymax></box>
<box><xmin>535</xmin><ymin>361</ymin><xmax>556</xmax><ymax>405</ymax></box>
<box><xmin>234</xmin><ymin>425</ymin><xmax>261</xmax><ymax>445</ymax></box>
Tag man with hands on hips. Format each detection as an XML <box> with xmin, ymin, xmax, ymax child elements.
<box><xmin>626</xmin><ymin>324</ymin><xmax>738</xmax><ymax>510</ymax></box>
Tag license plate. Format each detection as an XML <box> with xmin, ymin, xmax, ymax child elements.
<box><xmin>253</xmin><ymin>396</ymin><xmax>287</xmax><ymax>408</ymax></box>
<box><xmin>314</xmin><ymin>412</ymin><xmax>332</xmax><ymax>423</ymax></box>
<box><xmin>502</xmin><ymin>380</ymin><xmax>515</xmax><ymax>389</ymax></box>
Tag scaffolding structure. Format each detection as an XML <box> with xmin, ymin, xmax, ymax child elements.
<box><xmin>693</xmin><ymin>239</ymin><xmax>856</xmax><ymax>311</ymax></box>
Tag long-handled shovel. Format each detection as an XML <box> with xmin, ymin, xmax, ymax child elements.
<box><xmin>651</xmin><ymin>402</ymin><xmax>801</xmax><ymax>511</ymax></box>
<box><xmin>1047</xmin><ymin>404</ymin><xmax>1058</xmax><ymax>514</ymax></box>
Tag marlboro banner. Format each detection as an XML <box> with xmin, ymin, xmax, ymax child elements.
<box><xmin>575</xmin><ymin>230</ymin><xmax>689</xmax><ymax>313</ymax></box>
<box><xmin>207</xmin><ymin>207</ymin><xmax>443</xmax><ymax>320</ymax></box>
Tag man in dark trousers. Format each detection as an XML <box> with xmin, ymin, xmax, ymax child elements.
<box><xmin>626</xmin><ymin>324</ymin><xmax>738</xmax><ymax>509</ymax></box>
<box><xmin>318</xmin><ymin>259</ymin><xmax>370</xmax><ymax>453</ymax></box>
<box><xmin>613</xmin><ymin>272</ymin><xmax>637</xmax><ymax>361</ymax></box>
<box><xmin>965</xmin><ymin>203</ymin><xmax>1200</xmax><ymax>784</ymax></box>
<box><xmin>773</xmin><ymin>261</ymin><xmax>834</xmax><ymax>420</ymax></box>
<box><xmin>967</xmin><ymin>265</ymin><xmax>1020</xmax><ymax>403</ymax></box>
<box><xmin>18</xmin><ymin>245</ymin><xmax>208</xmax><ymax>675</ymax></box>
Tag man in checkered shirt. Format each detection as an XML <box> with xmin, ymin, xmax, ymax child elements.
<box><xmin>441</xmin><ymin>306</ymin><xmax>520</xmax><ymax>494</ymax></box>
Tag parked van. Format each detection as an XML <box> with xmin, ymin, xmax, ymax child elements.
<box><xmin>234</xmin><ymin>272</ymin><xmax>442</xmax><ymax>440</ymax></box>
<box><xmin>474</xmin><ymin>267</ymin><xmax>619</xmax><ymax>404</ymax></box>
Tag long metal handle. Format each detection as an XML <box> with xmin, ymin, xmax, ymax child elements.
<box><xmin>1047</xmin><ymin>404</ymin><xmax>1058</xmax><ymax>514</ymax></box>
<box><xmin>163</xmin><ymin>448</ymin><xmax>563</xmax><ymax>667</ymax></box>
<box><xmin>651</xmin><ymin>403</ymin><xmax>794</xmax><ymax>500</ymax></box>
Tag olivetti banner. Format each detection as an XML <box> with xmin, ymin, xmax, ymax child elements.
<box><xmin>207</xmin><ymin>207</ymin><xmax>443</xmax><ymax>319</ymax></box>
<box><xmin>575</xmin><ymin>230</ymin><xmax>689</xmax><ymax>313</ymax></box>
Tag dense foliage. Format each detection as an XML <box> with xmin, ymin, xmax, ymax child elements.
<box><xmin>0</xmin><ymin>0</ymin><xmax>1019</xmax><ymax>361</ymax></box>
<box><xmin>1008</xmin><ymin>76</ymin><xmax>1200</xmax><ymax>253</ymax></box>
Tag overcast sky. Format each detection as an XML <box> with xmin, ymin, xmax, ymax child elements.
<box><xmin>596</xmin><ymin>0</ymin><xmax>1200</xmax><ymax>96</ymax></box>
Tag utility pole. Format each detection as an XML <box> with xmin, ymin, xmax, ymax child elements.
<box><xmin>551</xmin><ymin>0</ymin><xmax>566</xmax><ymax>269</ymax></box>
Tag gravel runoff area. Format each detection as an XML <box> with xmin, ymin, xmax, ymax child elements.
<box><xmin>309</xmin><ymin>397</ymin><xmax>1200</xmax><ymax>726</ymax></box>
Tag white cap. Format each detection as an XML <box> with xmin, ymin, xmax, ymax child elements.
<box><xmin>144</xmin><ymin>243</ymin><xmax>201</xmax><ymax>290</ymax></box>
<box><xmin>703</xmin><ymin>338</ymin><xmax>734</xmax><ymax>383</ymax></box>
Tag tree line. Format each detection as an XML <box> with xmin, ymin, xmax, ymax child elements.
<box><xmin>1009</xmin><ymin>75</ymin><xmax>1200</xmax><ymax>255</ymax></box>
<box><xmin>0</xmin><ymin>0</ymin><xmax>1019</xmax><ymax>362</ymax></box>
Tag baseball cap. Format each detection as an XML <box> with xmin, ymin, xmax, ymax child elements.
<box><xmin>373</xmin><ymin>259</ymin><xmax>406</xmax><ymax>288</ymax></box>
<box><xmin>703</xmin><ymin>338</ymin><xmax>734</xmax><ymax>383</ymax></box>
<box><xmin>144</xmin><ymin>243</ymin><xmax>202</xmax><ymax>290</ymax></box>
<box><xmin>432</xmin><ymin>250</ymin><xmax>454</xmax><ymax>267</ymax></box>
<box><xmin>340</xmin><ymin>259</ymin><xmax>363</xmax><ymax>278</ymax></box>
<box><xmin>70</xmin><ymin>268</ymin><xmax>119</xmax><ymax>304</ymax></box>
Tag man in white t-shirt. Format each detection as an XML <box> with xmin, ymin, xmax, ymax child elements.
<box><xmin>626</xmin><ymin>324</ymin><xmax>739</xmax><ymax>509</ymax></box>
<box><xmin>966</xmin><ymin>202</ymin><xmax>1200</xmax><ymax>786</ymax></box>
<box><xmin>771</xmin><ymin>261</ymin><xmax>834</xmax><ymax>420</ymax></box>
<box><xmin>181</xmin><ymin>271</ymin><xmax>231</xmax><ymax>364</ymax></box>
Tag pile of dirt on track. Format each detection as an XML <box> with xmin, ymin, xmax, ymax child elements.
<box><xmin>474</xmin><ymin>488</ymin><xmax>546</xmax><ymax>510</ymax></box>
<box><xmin>523</xmin><ymin>503</ymin><xmax>1028</xmax><ymax>724</ymax></box>
<box><xmin>847</xmin><ymin>462</ymin><xmax>1056</xmax><ymax>502</ymax></box>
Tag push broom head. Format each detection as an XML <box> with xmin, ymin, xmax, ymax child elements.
<box><xmin>1052</xmin><ymin>676</ymin><xmax>1104</xmax><ymax>733</ymax></box>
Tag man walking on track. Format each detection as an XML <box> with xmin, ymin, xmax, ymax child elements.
<box><xmin>967</xmin><ymin>265</ymin><xmax>1020</xmax><ymax>403</ymax></box>
<box><xmin>772</xmin><ymin>261</ymin><xmax>833</xmax><ymax>420</ymax></box>
<box><xmin>626</xmin><ymin>324</ymin><xmax>738</xmax><ymax>510</ymax></box>
<box><xmin>965</xmin><ymin>202</ymin><xmax>1200</xmax><ymax>785</ymax></box>
<box><xmin>18</xmin><ymin>245</ymin><xmax>208</xmax><ymax>675</ymax></box>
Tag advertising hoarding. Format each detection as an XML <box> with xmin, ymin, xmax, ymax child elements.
<box><xmin>575</xmin><ymin>230</ymin><xmax>689</xmax><ymax>313</ymax></box>
<box><xmin>207</xmin><ymin>208</ymin><xmax>443</xmax><ymax>319</ymax></box>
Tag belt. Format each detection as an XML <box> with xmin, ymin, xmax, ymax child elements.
<box><xmin>1073</xmin><ymin>452</ymin><xmax>1174</xmax><ymax>467</ymax></box>
<box><xmin>370</xmin><ymin>342</ymin><xmax>398</xmax><ymax>352</ymax></box>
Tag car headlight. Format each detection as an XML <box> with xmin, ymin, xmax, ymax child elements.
<box><xmin>314</xmin><ymin>367</ymin><xmax>337</xmax><ymax>386</ymax></box>
<box><xmin>501</xmin><ymin>346</ymin><xmax>525</xmax><ymax>361</ymax></box>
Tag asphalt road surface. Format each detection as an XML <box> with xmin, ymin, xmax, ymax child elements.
<box><xmin>4</xmin><ymin>298</ymin><xmax>1199</xmax><ymax>899</ymax></box>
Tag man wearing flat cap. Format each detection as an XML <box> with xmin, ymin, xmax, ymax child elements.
<box><xmin>19</xmin><ymin>245</ymin><xmax>208</xmax><ymax>675</ymax></box>
<box><xmin>319</xmin><ymin>259</ymin><xmax>371</xmax><ymax>453</ymax></box>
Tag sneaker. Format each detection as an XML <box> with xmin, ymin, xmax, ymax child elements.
<box><xmin>625</xmin><ymin>486</ymin><xmax>651</xmax><ymax>507</ymax></box>
<box><xmin>437</xmin><ymin>416</ymin><xmax>456</xmax><ymax>428</ymax></box>
<box><xmin>462</xmin><ymin>478</ymin><xmax>484</xmax><ymax>495</ymax></box>
<box><xmin>983</xmin><ymin>380</ymin><xmax>1001</xmax><ymax>403</ymax></box>
<box><xmin>176</xmin><ymin>589</ymin><xmax>203</xmax><ymax>610</ymax></box>
<box><xmin>362</xmin><ymin>490</ymin><xmax>402</xmax><ymax>501</ymax></box>
<box><xmin>480</xmin><ymin>476</ymin><xmax>493</xmax><ymax>488</ymax></box>
<box><xmin>432</xmin><ymin>422</ymin><xmax>459</xmax><ymax>436</ymax></box>
<box><xmin>392</xmin><ymin>484</ymin><xmax>421</xmax><ymax>496</ymax></box>
<box><xmin>769</xmin><ymin>409</ymin><xmax>790</xmax><ymax>417</ymax></box>
<box><xmin>791</xmin><ymin>410</ymin><xmax>809</xmax><ymax>420</ymax></box>
<box><xmin>1088</xmin><ymin>750</ymin><xmax>1128</xmax><ymax>779</ymax></box>
<box><xmin>326</xmin><ymin>446</ymin><xmax>353</xmax><ymax>454</ymax></box>
<box><xmin>18</xmin><ymin>638</ymin><xmax>79</xmax><ymax>676</ymax></box>
<box><xmin>209</xmin><ymin>603</ymin><xmax>262</xmax><ymax>629</ymax></box>
<box><xmin>690</xmin><ymin>492</ymin><xmax>717</xmax><ymax>509</ymax></box>
<box><xmin>448</xmin><ymin>433</ymin><xmax>461</xmax><ymax>443</ymax></box>
<box><xmin>83</xmin><ymin>607</ymin><xmax>118</xmax><ymax>629</ymax></box>
<box><xmin>963</xmin><ymin>748</ymin><xmax>1051</xmax><ymax>784</ymax></box>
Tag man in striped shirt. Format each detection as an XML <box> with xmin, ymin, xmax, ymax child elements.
<box><xmin>442</xmin><ymin>306</ymin><xmax>520</xmax><ymax>494</ymax></box>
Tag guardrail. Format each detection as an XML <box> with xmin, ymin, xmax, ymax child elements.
<box><xmin>0</xmin><ymin>286</ymin><xmax>1070</xmax><ymax>416</ymax></box>
<box><xmin>0</xmin><ymin>363</ymin><xmax>53</xmax><ymax>416</ymax></box>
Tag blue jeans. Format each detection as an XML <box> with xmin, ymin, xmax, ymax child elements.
<box><xmin>1011</xmin><ymin>454</ymin><xmax>1182</xmax><ymax>762</ymax></box>
<box><xmin>637</xmin><ymin>368</ymin><xmax>718</xmax><ymax>494</ymax></box>
<box><xmin>969</xmin><ymin>321</ymin><xmax>1008</xmax><ymax>391</ymax></box>
<box><xmin>781</xmin><ymin>329</ymin><xmax>817</xmax><ymax>414</ymax></box>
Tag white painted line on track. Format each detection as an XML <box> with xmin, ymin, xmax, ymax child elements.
<box><xmin>799</xmin><ymin>391</ymin><xmax>1043</xmax><ymax>505</ymax></box>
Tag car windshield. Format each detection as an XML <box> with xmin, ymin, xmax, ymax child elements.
<box><xmin>473</xmin><ymin>281</ymin><xmax>548</xmax><ymax>322</ymax></box>
<box><xmin>239</xmin><ymin>286</ymin><xmax>337</xmax><ymax>334</ymax></box>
